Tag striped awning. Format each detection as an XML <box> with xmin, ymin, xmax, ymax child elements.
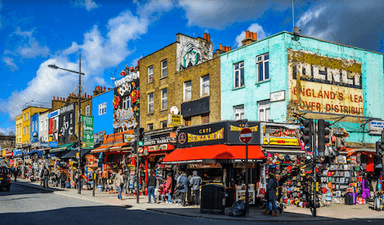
<box><xmin>91</xmin><ymin>144</ymin><xmax>111</xmax><ymax>153</ymax></box>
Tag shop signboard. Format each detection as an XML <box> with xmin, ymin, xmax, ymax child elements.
<box><xmin>144</xmin><ymin>144</ymin><xmax>175</xmax><ymax>152</ymax></box>
<box><xmin>9</xmin><ymin>159</ymin><xmax>15</xmax><ymax>167</ymax></box>
<box><xmin>168</xmin><ymin>114</ymin><xmax>183</xmax><ymax>126</ymax></box>
<box><xmin>260</xmin><ymin>123</ymin><xmax>300</xmax><ymax>146</ymax></box>
<box><xmin>5</xmin><ymin>150</ymin><xmax>13</xmax><ymax>157</ymax></box>
<box><xmin>144</xmin><ymin>131</ymin><xmax>177</xmax><ymax>146</ymax></box>
<box><xmin>40</xmin><ymin>142</ymin><xmax>48</xmax><ymax>147</ymax></box>
<box><xmin>368</xmin><ymin>120</ymin><xmax>384</xmax><ymax>135</ymax></box>
<box><xmin>82</xmin><ymin>116</ymin><xmax>94</xmax><ymax>149</ymax></box>
<box><xmin>288</xmin><ymin>49</ymin><xmax>363</xmax><ymax>116</ymax></box>
<box><xmin>58</xmin><ymin>103</ymin><xmax>75</xmax><ymax>144</ymax></box>
<box><xmin>177</xmin><ymin>121</ymin><xmax>261</xmax><ymax>148</ymax></box>
<box><xmin>49</xmin><ymin>141</ymin><xmax>58</xmax><ymax>147</ymax></box>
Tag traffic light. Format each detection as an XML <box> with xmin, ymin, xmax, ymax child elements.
<box><xmin>138</xmin><ymin>127</ymin><xmax>144</xmax><ymax>147</ymax></box>
<box><xmin>299</xmin><ymin>119</ymin><xmax>312</xmax><ymax>147</ymax></box>
<box><xmin>376</xmin><ymin>141</ymin><xmax>384</xmax><ymax>157</ymax></box>
<box><xmin>318</xmin><ymin>119</ymin><xmax>331</xmax><ymax>157</ymax></box>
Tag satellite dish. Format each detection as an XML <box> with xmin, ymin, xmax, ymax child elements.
<box><xmin>293</xmin><ymin>26</ymin><xmax>301</xmax><ymax>35</ymax></box>
<box><xmin>170</xmin><ymin>106</ymin><xmax>179</xmax><ymax>115</ymax></box>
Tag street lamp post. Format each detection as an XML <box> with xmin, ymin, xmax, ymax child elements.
<box><xmin>48</xmin><ymin>55</ymin><xmax>84</xmax><ymax>194</ymax></box>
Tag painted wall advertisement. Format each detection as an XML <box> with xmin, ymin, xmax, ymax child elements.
<box><xmin>113</xmin><ymin>71</ymin><xmax>140</xmax><ymax>133</ymax></box>
<box><xmin>260</xmin><ymin>123</ymin><xmax>300</xmax><ymax>146</ymax></box>
<box><xmin>82</xmin><ymin>116</ymin><xmax>94</xmax><ymax>149</ymax></box>
<box><xmin>176</xmin><ymin>34</ymin><xmax>213</xmax><ymax>71</ymax></box>
<box><xmin>58</xmin><ymin>104</ymin><xmax>75</xmax><ymax>144</ymax></box>
<box><xmin>288</xmin><ymin>49</ymin><xmax>363</xmax><ymax>116</ymax></box>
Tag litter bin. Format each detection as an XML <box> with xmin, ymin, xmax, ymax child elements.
<box><xmin>200</xmin><ymin>184</ymin><xmax>225</xmax><ymax>215</ymax></box>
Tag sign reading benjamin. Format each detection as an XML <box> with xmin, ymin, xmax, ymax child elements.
<box><xmin>288</xmin><ymin>49</ymin><xmax>363</xmax><ymax>116</ymax></box>
<box><xmin>82</xmin><ymin>116</ymin><xmax>94</xmax><ymax>149</ymax></box>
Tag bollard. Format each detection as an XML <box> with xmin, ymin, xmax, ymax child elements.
<box><xmin>93</xmin><ymin>173</ymin><xmax>97</xmax><ymax>197</ymax></box>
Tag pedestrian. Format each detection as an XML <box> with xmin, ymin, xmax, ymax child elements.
<box><xmin>60</xmin><ymin>169</ymin><xmax>67</xmax><ymax>188</ymax></box>
<box><xmin>262</xmin><ymin>173</ymin><xmax>278</xmax><ymax>217</ymax></box>
<box><xmin>165</xmin><ymin>174</ymin><xmax>173</xmax><ymax>203</ymax></box>
<box><xmin>115</xmin><ymin>169</ymin><xmax>125</xmax><ymax>200</ymax></box>
<box><xmin>102</xmin><ymin>169</ymin><xmax>108</xmax><ymax>191</ymax></box>
<box><xmin>14</xmin><ymin>167</ymin><xmax>19</xmax><ymax>182</ymax></box>
<box><xmin>177</xmin><ymin>171</ymin><xmax>189</xmax><ymax>206</ymax></box>
<box><xmin>42</xmin><ymin>167</ymin><xmax>49</xmax><ymax>188</ymax></box>
<box><xmin>189</xmin><ymin>170</ymin><xmax>202</xmax><ymax>207</ymax></box>
<box><xmin>147</xmin><ymin>171</ymin><xmax>156</xmax><ymax>203</ymax></box>
<box><xmin>39</xmin><ymin>167</ymin><xmax>44</xmax><ymax>187</ymax></box>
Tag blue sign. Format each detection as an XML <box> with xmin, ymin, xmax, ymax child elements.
<box><xmin>304</xmin><ymin>144</ymin><xmax>311</xmax><ymax>152</ymax></box>
<box><xmin>49</xmin><ymin>141</ymin><xmax>58</xmax><ymax>147</ymax></box>
<box><xmin>13</xmin><ymin>150</ymin><xmax>22</xmax><ymax>156</ymax></box>
<box><xmin>48</xmin><ymin>110</ymin><xmax>59</xmax><ymax>119</ymax></box>
<box><xmin>40</xmin><ymin>142</ymin><xmax>48</xmax><ymax>147</ymax></box>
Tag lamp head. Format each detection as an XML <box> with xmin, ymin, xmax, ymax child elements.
<box><xmin>48</xmin><ymin>64</ymin><xmax>59</xmax><ymax>69</ymax></box>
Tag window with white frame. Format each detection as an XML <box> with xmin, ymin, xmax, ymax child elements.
<box><xmin>148</xmin><ymin>93</ymin><xmax>154</xmax><ymax>113</ymax></box>
<box><xmin>161</xmin><ymin>120</ymin><xmax>167</xmax><ymax>129</ymax></box>
<box><xmin>200</xmin><ymin>75</ymin><xmax>210</xmax><ymax>97</ymax></box>
<box><xmin>234</xmin><ymin>105</ymin><xmax>244</xmax><ymax>120</ymax></box>
<box><xmin>27</xmin><ymin>112</ymin><xmax>29</xmax><ymax>120</ymax></box>
<box><xmin>99</xmin><ymin>102</ymin><xmax>107</xmax><ymax>115</ymax></box>
<box><xmin>148</xmin><ymin>66</ymin><xmax>153</xmax><ymax>83</ymax></box>
<box><xmin>148</xmin><ymin>123</ymin><xmax>153</xmax><ymax>131</ymax></box>
<box><xmin>161</xmin><ymin>59</ymin><xmax>167</xmax><ymax>78</ymax></box>
<box><xmin>41</xmin><ymin>120</ymin><xmax>43</xmax><ymax>132</ymax></box>
<box><xmin>23</xmin><ymin>127</ymin><xmax>25</xmax><ymax>135</ymax></box>
<box><xmin>27</xmin><ymin>126</ymin><xmax>29</xmax><ymax>134</ymax></box>
<box><xmin>183</xmin><ymin>81</ymin><xmax>192</xmax><ymax>101</ymax></box>
<box><xmin>258</xmin><ymin>100</ymin><xmax>271</xmax><ymax>121</ymax></box>
<box><xmin>70</xmin><ymin>113</ymin><xmax>73</xmax><ymax>124</ymax></box>
<box><xmin>45</xmin><ymin>118</ymin><xmax>48</xmax><ymax>131</ymax></box>
<box><xmin>161</xmin><ymin>88</ymin><xmax>167</xmax><ymax>110</ymax></box>
<box><xmin>86</xmin><ymin>106</ymin><xmax>90</xmax><ymax>116</ymax></box>
<box><xmin>35</xmin><ymin>121</ymin><xmax>38</xmax><ymax>131</ymax></box>
<box><xmin>257</xmin><ymin>53</ymin><xmax>270</xmax><ymax>82</ymax></box>
<box><xmin>234</xmin><ymin>62</ymin><xmax>244</xmax><ymax>88</ymax></box>
<box><xmin>123</xmin><ymin>96</ymin><xmax>131</xmax><ymax>110</ymax></box>
<box><xmin>32</xmin><ymin>122</ymin><xmax>34</xmax><ymax>132</ymax></box>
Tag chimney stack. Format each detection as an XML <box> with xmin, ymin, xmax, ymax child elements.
<box><xmin>242</xmin><ymin>30</ymin><xmax>257</xmax><ymax>46</ymax></box>
<box><xmin>53</xmin><ymin>96</ymin><xmax>55</xmax><ymax>100</ymax></box>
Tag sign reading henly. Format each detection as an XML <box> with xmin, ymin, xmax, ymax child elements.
<box><xmin>288</xmin><ymin>49</ymin><xmax>363</xmax><ymax>116</ymax></box>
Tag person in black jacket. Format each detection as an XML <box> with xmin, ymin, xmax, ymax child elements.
<box><xmin>147</xmin><ymin>172</ymin><xmax>157</xmax><ymax>203</ymax></box>
<box><xmin>60</xmin><ymin>169</ymin><xmax>67</xmax><ymax>188</ymax></box>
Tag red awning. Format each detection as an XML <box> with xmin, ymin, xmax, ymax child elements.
<box><xmin>162</xmin><ymin>144</ymin><xmax>266</xmax><ymax>164</ymax></box>
<box><xmin>91</xmin><ymin>144</ymin><xmax>111</xmax><ymax>153</ymax></box>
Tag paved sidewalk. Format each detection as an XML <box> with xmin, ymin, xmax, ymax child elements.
<box><xmin>12</xmin><ymin>179</ymin><xmax>384</xmax><ymax>222</ymax></box>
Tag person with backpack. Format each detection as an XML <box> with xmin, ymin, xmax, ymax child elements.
<box><xmin>189</xmin><ymin>171</ymin><xmax>202</xmax><ymax>207</ymax></box>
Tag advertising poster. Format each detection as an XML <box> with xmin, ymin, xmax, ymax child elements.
<box><xmin>82</xmin><ymin>116</ymin><xmax>94</xmax><ymax>149</ymax></box>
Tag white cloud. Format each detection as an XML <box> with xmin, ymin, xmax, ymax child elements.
<box><xmin>72</xmin><ymin>0</ymin><xmax>100</xmax><ymax>12</ymax></box>
<box><xmin>2</xmin><ymin>57</ymin><xmax>18</xmax><ymax>71</ymax></box>
<box><xmin>235</xmin><ymin>23</ymin><xmax>267</xmax><ymax>48</ymax></box>
<box><xmin>62</xmin><ymin>42</ymin><xmax>80</xmax><ymax>55</ymax></box>
<box><xmin>297</xmin><ymin>6</ymin><xmax>326</xmax><ymax>28</ymax></box>
<box><xmin>11</xmin><ymin>27</ymin><xmax>50</xmax><ymax>59</ymax></box>
<box><xmin>130</xmin><ymin>55</ymin><xmax>143</xmax><ymax>67</ymax></box>
<box><xmin>0</xmin><ymin>126</ymin><xmax>15</xmax><ymax>135</ymax></box>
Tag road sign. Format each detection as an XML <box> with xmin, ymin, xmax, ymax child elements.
<box><xmin>240</xmin><ymin>127</ymin><xmax>252</xmax><ymax>143</ymax></box>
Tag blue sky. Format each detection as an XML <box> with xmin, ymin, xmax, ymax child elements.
<box><xmin>0</xmin><ymin>0</ymin><xmax>383</xmax><ymax>134</ymax></box>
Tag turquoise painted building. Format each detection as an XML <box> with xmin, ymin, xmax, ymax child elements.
<box><xmin>221</xmin><ymin>31</ymin><xmax>384</xmax><ymax>145</ymax></box>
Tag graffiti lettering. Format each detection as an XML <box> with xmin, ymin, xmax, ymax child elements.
<box><xmin>113</xmin><ymin>108</ymin><xmax>138</xmax><ymax>130</ymax></box>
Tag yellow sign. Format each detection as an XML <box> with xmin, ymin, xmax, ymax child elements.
<box><xmin>230</xmin><ymin>125</ymin><xmax>258</xmax><ymax>132</ymax></box>
<box><xmin>168</xmin><ymin>114</ymin><xmax>183</xmax><ymax>126</ymax></box>
<box><xmin>263</xmin><ymin>137</ymin><xmax>299</xmax><ymax>146</ymax></box>
<box><xmin>188</xmin><ymin>128</ymin><xmax>224</xmax><ymax>143</ymax></box>
<box><xmin>288</xmin><ymin>49</ymin><xmax>363</xmax><ymax>116</ymax></box>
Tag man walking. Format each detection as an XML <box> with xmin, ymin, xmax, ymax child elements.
<box><xmin>42</xmin><ymin>167</ymin><xmax>49</xmax><ymax>188</ymax></box>
<box><xmin>189</xmin><ymin>171</ymin><xmax>202</xmax><ymax>207</ymax></box>
<box><xmin>60</xmin><ymin>169</ymin><xmax>67</xmax><ymax>188</ymax></box>
<box><xmin>262</xmin><ymin>173</ymin><xmax>279</xmax><ymax>217</ymax></box>
<box><xmin>102</xmin><ymin>169</ymin><xmax>108</xmax><ymax>191</ymax></box>
<box><xmin>177</xmin><ymin>171</ymin><xmax>189</xmax><ymax>206</ymax></box>
<box><xmin>147</xmin><ymin>171</ymin><xmax>156</xmax><ymax>203</ymax></box>
<box><xmin>14</xmin><ymin>167</ymin><xmax>19</xmax><ymax>182</ymax></box>
<box><xmin>115</xmin><ymin>169</ymin><xmax>125</xmax><ymax>200</ymax></box>
<box><xmin>165</xmin><ymin>174</ymin><xmax>173</xmax><ymax>203</ymax></box>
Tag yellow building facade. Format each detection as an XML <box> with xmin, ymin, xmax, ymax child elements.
<box><xmin>15</xmin><ymin>114</ymin><xmax>23</xmax><ymax>146</ymax></box>
<box><xmin>22</xmin><ymin>106</ymin><xmax>49</xmax><ymax>146</ymax></box>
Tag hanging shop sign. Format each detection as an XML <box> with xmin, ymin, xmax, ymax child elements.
<box><xmin>5</xmin><ymin>150</ymin><xmax>13</xmax><ymax>157</ymax></box>
<box><xmin>113</xmin><ymin>74</ymin><xmax>140</xmax><ymax>133</ymax></box>
<box><xmin>82</xmin><ymin>116</ymin><xmax>94</xmax><ymax>149</ymax></box>
<box><xmin>124</xmin><ymin>134</ymin><xmax>136</xmax><ymax>143</ymax></box>
<box><xmin>168</xmin><ymin>114</ymin><xmax>183</xmax><ymax>126</ymax></box>
<box><xmin>9</xmin><ymin>159</ymin><xmax>15</xmax><ymax>166</ymax></box>
<box><xmin>177</xmin><ymin>121</ymin><xmax>261</xmax><ymax>148</ymax></box>
<box><xmin>58</xmin><ymin>103</ymin><xmax>75</xmax><ymax>144</ymax></box>
<box><xmin>288</xmin><ymin>49</ymin><xmax>363</xmax><ymax>116</ymax></box>
<box><xmin>368</xmin><ymin>120</ymin><xmax>384</xmax><ymax>135</ymax></box>
<box><xmin>144</xmin><ymin>144</ymin><xmax>175</xmax><ymax>152</ymax></box>
<box><xmin>260</xmin><ymin>123</ymin><xmax>300</xmax><ymax>146</ymax></box>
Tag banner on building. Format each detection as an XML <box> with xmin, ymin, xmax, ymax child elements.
<box><xmin>82</xmin><ymin>116</ymin><xmax>94</xmax><ymax>149</ymax></box>
<box><xmin>288</xmin><ymin>49</ymin><xmax>363</xmax><ymax>116</ymax></box>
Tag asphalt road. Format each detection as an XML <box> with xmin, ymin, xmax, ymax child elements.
<box><xmin>1</xmin><ymin>184</ymin><xmax>384</xmax><ymax>225</ymax></box>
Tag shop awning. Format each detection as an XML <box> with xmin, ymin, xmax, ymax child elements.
<box><xmin>61</xmin><ymin>149</ymin><xmax>92</xmax><ymax>159</ymax></box>
<box><xmin>346</xmin><ymin>148</ymin><xmax>376</xmax><ymax>156</ymax></box>
<box><xmin>50</xmin><ymin>143</ymin><xmax>75</xmax><ymax>153</ymax></box>
<box><xmin>162</xmin><ymin>144</ymin><xmax>266</xmax><ymax>164</ymax></box>
<box><xmin>110</xmin><ymin>142</ymin><xmax>131</xmax><ymax>151</ymax></box>
<box><xmin>91</xmin><ymin>144</ymin><xmax>111</xmax><ymax>153</ymax></box>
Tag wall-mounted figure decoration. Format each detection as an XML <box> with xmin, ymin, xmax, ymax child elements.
<box><xmin>176</xmin><ymin>34</ymin><xmax>213</xmax><ymax>71</ymax></box>
<box><xmin>113</xmin><ymin>70</ymin><xmax>140</xmax><ymax>133</ymax></box>
<box><xmin>58</xmin><ymin>103</ymin><xmax>75</xmax><ymax>144</ymax></box>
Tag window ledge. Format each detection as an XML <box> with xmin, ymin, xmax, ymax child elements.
<box><xmin>232</xmin><ymin>86</ymin><xmax>245</xmax><ymax>91</ymax></box>
<box><xmin>147</xmin><ymin>113</ymin><xmax>154</xmax><ymax>116</ymax></box>
<box><xmin>255</xmin><ymin>79</ymin><xmax>270</xmax><ymax>85</ymax></box>
<box><xmin>147</xmin><ymin>81</ymin><xmax>154</xmax><ymax>85</ymax></box>
<box><xmin>160</xmin><ymin>109</ymin><xmax>168</xmax><ymax>112</ymax></box>
<box><xmin>160</xmin><ymin>76</ymin><xmax>167</xmax><ymax>80</ymax></box>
